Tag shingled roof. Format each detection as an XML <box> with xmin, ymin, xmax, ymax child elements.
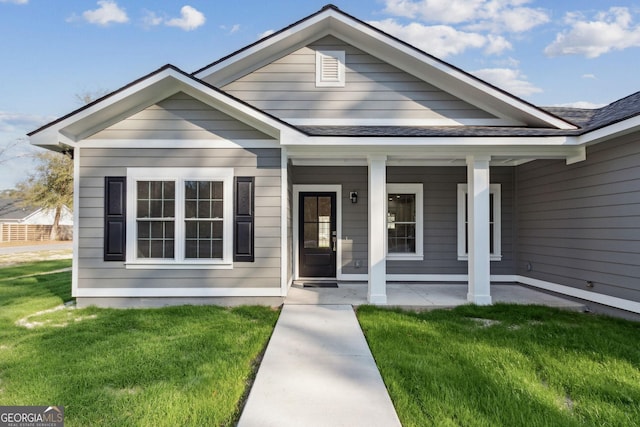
<box><xmin>295</xmin><ymin>92</ymin><xmax>640</xmax><ymax>138</ymax></box>
<box><xmin>586</xmin><ymin>91</ymin><xmax>640</xmax><ymax>131</ymax></box>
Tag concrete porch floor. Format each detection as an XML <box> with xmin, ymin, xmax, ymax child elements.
<box><xmin>286</xmin><ymin>282</ymin><xmax>586</xmax><ymax>310</ymax></box>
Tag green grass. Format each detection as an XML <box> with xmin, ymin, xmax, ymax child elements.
<box><xmin>0</xmin><ymin>259</ymin><xmax>72</xmax><ymax>280</ymax></box>
<box><xmin>0</xmin><ymin>261</ymin><xmax>279</xmax><ymax>426</ymax></box>
<box><xmin>358</xmin><ymin>304</ymin><xmax>640</xmax><ymax>427</ymax></box>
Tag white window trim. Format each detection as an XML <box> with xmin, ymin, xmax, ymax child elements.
<box><xmin>125</xmin><ymin>167</ymin><xmax>234</xmax><ymax>269</ymax></box>
<box><xmin>316</xmin><ymin>50</ymin><xmax>345</xmax><ymax>87</ymax></box>
<box><xmin>386</xmin><ymin>183</ymin><xmax>424</xmax><ymax>261</ymax></box>
<box><xmin>457</xmin><ymin>183</ymin><xmax>502</xmax><ymax>261</ymax></box>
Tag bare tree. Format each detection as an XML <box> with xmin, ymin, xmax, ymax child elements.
<box><xmin>0</xmin><ymin>137</ymin><xmax>30</xmax><ymax>166</ymax></box>
<box><xmin>75</xmin><ymin>89</ymin><xmax>110</xmax><ymax>106</ymax></box>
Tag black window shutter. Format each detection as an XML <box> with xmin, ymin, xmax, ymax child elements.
<box><xmin>104</xmin><ymin>177</ymin><xmax>126</xmax><ymax>261</ymax></box>
<box><xmin>234</xmin><ymin>177</ymin><xmax>254</xmax><ymax>262</ymax></box>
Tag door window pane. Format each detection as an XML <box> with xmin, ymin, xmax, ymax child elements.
<box><xmin>303</xmin><ymin>195</ymin><xmax>333</xmax><ymax>249</ymax></box>
<box><xmin>304</xmin><ymin>223</ymin><xmax>318</xmax><ymax>249</ymax></box>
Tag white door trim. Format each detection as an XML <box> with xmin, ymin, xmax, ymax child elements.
<box><xmin>293</xmin><ymin>185</ymin><xmax>342</xmax><ymax>281</ymax></box>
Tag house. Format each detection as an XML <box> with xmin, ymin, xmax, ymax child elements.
<box><xmin>29</xmin><ymin>5</ymin><xmax>640</xmax><ymax>314</ymax></box>
<box><xmin>0</xmin><ymin>198</ymin><xmax>73</xmax><ymax>242</ymax></box>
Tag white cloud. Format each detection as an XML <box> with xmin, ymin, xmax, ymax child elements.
<box><xmin>81</xmin><ymin>1</ymin><xmax>128</xmax><ymax>26</ymax></box>
<box><xmin>471</xmin><ymin>68</ymin><xmax>542</xmax><ymax>97</ymax></box>
<box><xmin>383</xmin><ymin>0</ymin><xmax>484</xmax><ymax>24</ymax></box>
<box><xmin>545</xmin><ymin>7</ymin><xmax>640</xmax><ymax>58</ymax></box>
<box><xmin>221</xmin><ymin>24</ymin><xmax>241</xmax><ymax>34</ymax></box>
<box><xmin>142</xmin><ymin>10</ymin><xmax>163</xmax><ymax>28</ymax></box>
<box><xmin>582</xmin><ymin>74</ymin><xmax>596</xmax><ymax>80</ymax></box>
<box><xmin>484</xmin><ymin>34</ymin><xmax>512</xmax><ymax>55</ymax></box>
<box><xmin>369</xmin><ymin>19</ymin><xmax>511</xmax><ymax>57</ymax></box>
<box><xmin>477</xmin><ymin>6</ymin><xmax>549</xmax><ymax>33</ymax></box>
<box><xmin>0</xmin><ymin>0</ymin><xmax>28</xmax><ymax>4</ymax></box>
<box><xmin>0</xmin><ymin>111</ymin><xmax>50</xmax><ymax>133</ymax></box>
<box><xmin>382</xmin><ymin>0</ymin><xmax>549</xmax><ymax>33</ymax></box>
<box><xmin>140</xmin><ymin>6</ymin><xmax>206</xmax><ymax>31</ymax></box>
<box><xmin>165</xmin><ymin>5</ymin><xmax>205</xmax><ymax>31</ymax></box>
<box><xmin>553</xmin><ymin>101</ymin><xmax>606</xmax><ymax>109</ymax></box>
<box><xmin>258</xmin><ymin>29</ymin><xmax>275</xmax><ymax>39</ymax></box>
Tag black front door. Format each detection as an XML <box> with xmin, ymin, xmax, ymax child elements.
<box><xmin>299</xmin><ymin>192</ymin><xmax>337</xmax><ymax>277</ymax></box>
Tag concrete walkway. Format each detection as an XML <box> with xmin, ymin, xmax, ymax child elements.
<box><xmin>237</xmin><ymin>304</ymin><xmax>402</xmax><ymax>427</ymax></box>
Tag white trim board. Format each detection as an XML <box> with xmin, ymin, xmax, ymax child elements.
<box><xmin>74</xmin><ymin>287</ymin><xmax>282</xmax><ymax>298</ymax></box>
<box><xmin>516</xmin><ymin>275</ymin><xmax>640</xmax><ymax>315</ymax></box>
<box><xmin>71</xmin><ymin>147</ymin><xmax>81</xmax><ymax>298</ymax></box>
<box><xmin>386</xmin><ymin>274</ymin><xmax>640</xmax><ymax>314</ymax></box>
<box><xmin>280</xmin><ymin>148</ymin><xmax>289</xmax><ymax>296</ymax></box>
<box><xmin>79</xmin><ymin>139</ymin><xmax>279</xmax><ymax>149</ymax></box>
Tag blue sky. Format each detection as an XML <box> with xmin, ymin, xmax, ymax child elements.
<box><xmin>1</xmin><ymin>0</ymin><xmax>640</xmax><ymax>189</ymax></box>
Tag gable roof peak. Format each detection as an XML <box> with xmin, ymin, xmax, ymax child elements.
<box><xmin>194</xmin><ymin>4</ymin><xmax>576</xmax><ymax>130</ymax></box>
<box><xmin>321</xmin><ymin>4</ymin><xmax>340</xmax><ymax>11</ymax></box>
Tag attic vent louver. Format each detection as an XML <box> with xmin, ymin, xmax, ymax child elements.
<box><xmin>316</xmin><ymin>50</ymin><xmax>345</xmax><ymax>87</ymax></box>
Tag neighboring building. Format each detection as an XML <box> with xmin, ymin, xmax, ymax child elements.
<box><xmin>0</xmin><ymin>198</ymin><xmax>73</xmax><ymax>241</ymax></box>
<box><xmin>29</xmin><ymin>5</ymin><xmax>640</xmax><ymax>314</ymax></box>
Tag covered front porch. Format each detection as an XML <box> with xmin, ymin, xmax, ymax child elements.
<box><xmin>286</xmin><ymin>141</ymin><xmax>585</xmax><ymax>305</ymax></box>
<box><xmin>285</xmin><ymin>282</ymin><xmax>586</xmax><ymax>310</ymax></box>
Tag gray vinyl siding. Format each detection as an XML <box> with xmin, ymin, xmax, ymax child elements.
<box><xmin>516</xmin><ymin>133</ymin><xmax>640</xmax><ymax>303</ymax></box>
<box><xmin>78</xmin><ymin>147</ymin><xmax>281</xmax><ymax>289</ymax></box>
<box><xmin>292</xmin><ymin>166</ymin><xmax>369</xmax><ymax>274</ymax></box>
<box><xmin>89</xmin><ymin>92</ymin><xmax>273</xmax><ymax>140</ymax></box>
<box><xmin>221</xmin><ymin>36</ymin><xmax>495</xmax><ymax>121</ymax></box>
<box><xmin>291</xmin><ymin>166</ymin><xmax>515</xmax><ymax>276</ymax></box>
<box><xmin>387</xmin><ymin>166</ymin><xmax>515</xmax><ymax>275</ymax></box>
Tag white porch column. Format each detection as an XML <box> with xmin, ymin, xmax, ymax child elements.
<box><xmin>466</xmin><ymin>155</ymin><xmax>492</xmax><ymax>305</ymax></box>
<box><xmin>368</xmin><ymin>155</ymin><xmax>387</xmax><ymax>304</ymax></box>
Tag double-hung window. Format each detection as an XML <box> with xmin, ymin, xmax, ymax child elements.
<box><xmin>457</xmin><ymin>183</ymin><xmax>501</xmax><ymax>261</ymax></box>
<box><xmin>386</xmin><ymin>183</ymin><xmax>423</xmax><ymax>260</ymax></box>
<box><xmin>126</xmin><ymin>168</ymin><xmax>233</xmax><ymax>268</ymax></box>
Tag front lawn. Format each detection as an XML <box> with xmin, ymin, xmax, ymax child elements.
<box><xmin>0</xmin><ymin>261</ymin><xmax>279</xmax><ymax>426</ymax></box>
<box><xmin>358</xmin><ymin>304</ymin><xmax>640</xmax><ymax>427</ymax></box>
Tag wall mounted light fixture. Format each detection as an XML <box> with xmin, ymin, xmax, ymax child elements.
<box><xmin>350</xmin><ymin>191</ymin><xmax>358</xmax><ymax>204</ymax></box>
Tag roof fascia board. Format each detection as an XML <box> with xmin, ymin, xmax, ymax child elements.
<box><xmin>577</xmin><ymin>114</ymin><xmax>640</xmax><ymax>145</ymax></box>
<box><xmin>20</xmin><ymin>208</ymin><xmax>44</xmax><ymax>222</ymax></box>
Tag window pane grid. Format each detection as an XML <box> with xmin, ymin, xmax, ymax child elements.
<box><xmin>185</xmin><ymin>181</ymin><xmax>224</xmax><ymax>259</ymax></box>
<box><xmin>388</xmin><ymin>193</ymin><xmax>417</xmax><ymax>254</ymax></box>
<box><xmin>136</xmin><ymin>180</ymin><xmax>175</xmax><ymax>259</ymax></box>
